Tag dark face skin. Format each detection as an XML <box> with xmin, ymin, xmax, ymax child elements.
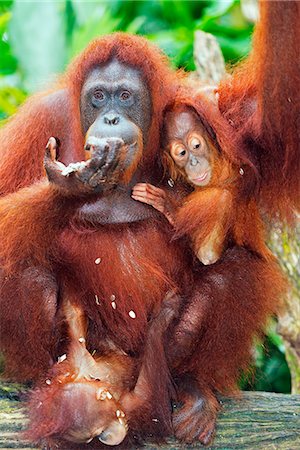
<box><xmin>44</xmin><ymin>59</ymin><xmax>156</xmax><ymax>224</ymax></box>
<box><xmin>80</xmin><ymin>60</ymin><xmax>152</xmax><ymax>150</ymax></box>
<box><xmin>165</xmin><ymin>109</ymin><xmax>212</xmax><ymax>187</ymax></box>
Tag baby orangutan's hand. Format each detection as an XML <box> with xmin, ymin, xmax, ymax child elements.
<box><xmin>132</xmin><ymin>183</ymin><xmax>175</xmax><ymax>225</ymax></box>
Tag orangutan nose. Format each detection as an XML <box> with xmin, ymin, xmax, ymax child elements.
<box><xmin>104</xmin><ymin>114</ymin><xmax>120</xmax><ymax>126</ymax></box>
<box><xmin>190</xmin><ymin>154</ymin><xmax>198</xmax><ymax>166</ymax></box>
<box><xmin>98</xmin><ymin>420</ymin><xmax>127</xmax><ymax>446</ymax></box>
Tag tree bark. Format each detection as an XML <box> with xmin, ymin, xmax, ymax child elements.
<box><xmin>0</xmin><ymin>383</ymin><xmax>299</xmax><ymax>449</ymax></box>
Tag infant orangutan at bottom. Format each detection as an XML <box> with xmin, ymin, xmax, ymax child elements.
<box><xmin>26</xmin><ymin>289</ymin><xmax>181</xmax><ymax>447</ymax></box>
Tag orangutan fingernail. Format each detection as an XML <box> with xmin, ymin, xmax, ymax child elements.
<box><xmin>57</xmin><ymin>354</ymin><xmax>67</xmax><ymax>363</ymax></box>
<box><xmin>116</xmin><ymin>410</ymin><xmax>125</xmax><ymax>418</ymax></box>
<box><xmin>118</xmin><ymin>417</ymin><xmax>128</xmax><ymax>429</ymax></box>
<box><xmin>96</xmin><ymin>389</ymin><xmax>106</xmax><ymax>400</ymax></box>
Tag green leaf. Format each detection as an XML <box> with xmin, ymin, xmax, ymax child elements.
<box><xmin>215</xmin><ymin>34</ymin><xmax>251</xmax><ymax>62</ymax></box>
<box><xmin>71</xmin><ymin>0</ymin><xmax>102</xmax><ymax>27</ymax></box>
<box><xmin>147</xmin><ymin>28</ymin><xmax>194</xmax><ymax>69</ymax></box>
<box><xmin>0</xmin><ymin>84</ymin><xmax>26</xmax><ymax>120</ymax></box>
<box><xmin>70</xmin><ymin>8</ymin><xmax>120</xmax><ymax>58</ymax></box>
<box><xmin>199</xmin><ymin>0</ymin><xmax>236</xmax><ymax>26</ymax></box>
<box><xmin>125</xmin><ymin>16</ymin><xmax>147</xmax><ymax>34</ymax></box>
<box><xmin>9</xmin><ymin>0</ymin><xmax>67</xmax><ymax>92</ymax></box>
<box><xmin>0</xmin><ymin>12</ymin><xmax>17</xmax><ymax>75</ymax></box>
<box><xmin>0</xmin><ymin>1</ymin><xmax>13</xmax><ymax>14</ymax></box>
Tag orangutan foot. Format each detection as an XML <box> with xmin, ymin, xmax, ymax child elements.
<box><xmin>172</xmin><ymin>379</ymin><xmax>219</xmax><ymax>445</ymax></box>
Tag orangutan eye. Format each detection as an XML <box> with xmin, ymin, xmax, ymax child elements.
<box><xmin>179</xmin><ymin>149</ymin><xmax>186</xmax><ymax>156</ymax></box>
<box><xmin>191</xmin><ymin>137</ymin><xmax>201</xmax><ymax>150</ymax></box>
<box><xmin>120</xmin><ymin>91</ymin><xmax>131</xmax><ymax>101</ymax></box>
<box><xmin>93</xmin><ymin>89</ymin><xmax>104</xmax><ymax>101</ymax></box>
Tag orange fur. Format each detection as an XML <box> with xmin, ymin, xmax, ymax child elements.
<box><xmin>161</xmin><ymin>102</ymin><xmax>272</xmax><ymax>264</ymax></box>
<box><xmin>218</xmin><ymin>2</ymin><xmax>300</xmax><ymax>222</ymax></box>
<box><xmin>0</xmin><ymin>8</ymin><xmax>296</xmax><ymax>444</ymax></box>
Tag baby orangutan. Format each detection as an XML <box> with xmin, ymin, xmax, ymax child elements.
<box><xmin>132</xmin><ymin>105</ymin><xmax>270</xmax><ymax>265</ymax></box>
<box><xmin>25</xmin><ymin>284</ymin><xmax>180</xmax><ymax>447</ymax></box>
<box><xmin>26</xmin><ymin>296</ymin><xmax>130</xmax><ymax>446</ymax></box>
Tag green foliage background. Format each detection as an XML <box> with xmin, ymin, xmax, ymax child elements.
<box><xmin>0</xmin><ymin>0</ymin><xmax>291</xmax><ymax>393</ymax></box>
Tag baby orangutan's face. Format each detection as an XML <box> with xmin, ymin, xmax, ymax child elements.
<box><xmin>165</xmin><ymin>109</ymin><xmax>213</xmax><ymax>186</ymax></box>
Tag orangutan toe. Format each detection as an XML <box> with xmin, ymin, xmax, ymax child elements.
<box><xmin>172</xmin><ymin>392</ymin><xmax>218</xmax><ymax>445</ymax></box>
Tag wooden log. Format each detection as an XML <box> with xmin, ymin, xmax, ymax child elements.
<box><xmin>0</xmin><ymin>382</ymin><xmax>299</xmax><ymax>449</ymax></box>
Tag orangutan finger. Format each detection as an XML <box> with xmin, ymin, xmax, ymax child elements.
<box><xmin>131</xmin><ymin>194</ymin><xmax>165</xmax><ymax>213</ymax></box>
<box><xmin>132</xmin><ymin>184</ymin><xmax>165</xmax><ymax>200</ymax></box>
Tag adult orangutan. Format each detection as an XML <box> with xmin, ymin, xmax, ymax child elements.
<box><xmin>0</xmin><ymin>1</ymin><xmax>298</xmax><ymax>448</ymax></box>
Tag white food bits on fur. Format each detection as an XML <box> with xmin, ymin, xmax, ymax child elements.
<box><xmin>110</xmin><ymin>295</ymin><xmax>117</xmax><ymax>310</ymax></box>
<box><xmin>96</xmin><ymin>388</ymin><xmax>106</xmax><ymax>401</ymax></box>
<box><xmin>78</xmin><ymin>337</ymin><xmax>85</xmax><ymax>343</ymax></box>
<box><xmin>86</xmin><ymin>437</ymin><xmax>93</xmax><ymax>443</ymax></box>
<box><xmin>116</xmin><ymin>409</ymin><xmax>125</xmax><ymax>418</ymax></box>
<box><xmin>152</xmin><ymin>418</ymin><xmax>159</xmax><ymax>422</ymax></box>
<box><xmin>95</xmin><ymin>294</ymin><xmax>100</xmax><ymax>305</ymax></box>
<box><xmin>45</xmin><ymin>379</ymin><xmax>51</xmax><ymax>385</ymax></box>
<box><xmin>128</xmin><ymin>310</ymin><xmax>136</xmax><ymax>319</ymax></box>
<box><xmin>239</xmin><ymin>167</ymin><xmax>244</xmax><ymax>175</ymax></box>
<box><xmin>167</xmin><ymin>178</ymin><xmax>174</xmax><ymax>187</ymax></box>
<box><xmin>106</xmin><ymin>391</ymin><xmax>113</xmax><ymax>399</ymax></box>
<box><xmin>95</xmin><ymin>257</ymin><xmax>101</xmax><ymax>265</ymax></box>
<box><xmin>57</xmin><ymin>354</ymin><xmax>67</xmax><ymax>363</ymax></box>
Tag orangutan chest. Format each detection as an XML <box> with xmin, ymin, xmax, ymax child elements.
<box><xmin>59</xmin><ymin>223</ymin><xmax>177</xmax><ymax>311</ymax></box>
<box><xmin>58</xmin><ymin>223</ymin><xmax>178</xmax><ymax>352</ymax></box>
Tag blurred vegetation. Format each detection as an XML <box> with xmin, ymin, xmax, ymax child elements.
<box><xmin>0</xmin><ymin>0</ymin><xmax>293</xmax><ymax>394</ymax></box>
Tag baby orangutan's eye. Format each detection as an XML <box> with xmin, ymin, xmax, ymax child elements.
<box><xmin>190</xmin><ymin>137</ymin><xmax>201</xmax><ymax>150</ymax></box>
<box><xmin>179</xmin><ymin>149</ymin><xmax>186</xmax><ymax>156</ymax></box>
